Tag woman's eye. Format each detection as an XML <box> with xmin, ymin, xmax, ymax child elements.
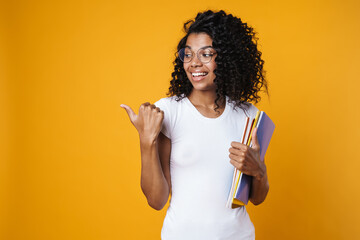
<box><xmin>202</xmin><ymin>53</ymin><xmax>213</xmax><ymax>57</ymax></box>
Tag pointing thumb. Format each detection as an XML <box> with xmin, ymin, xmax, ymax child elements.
<box><xmin>120</xmin><ymin>104</ymin><xmax>137</xmax><ymax>123</ymax></box>
<box><xmin>251</xmin><ymin>127</ymin><xmax>260</xmax><ymax>151</ymax></box>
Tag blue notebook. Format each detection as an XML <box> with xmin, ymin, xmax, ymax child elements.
<box><xmin>233</xmin><ymin>111</ymin><xmax>275</xmax><ymax>206</ymax></box>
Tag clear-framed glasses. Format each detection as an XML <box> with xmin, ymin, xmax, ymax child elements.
<box><xmin>177</xmin><ymin>46</ymin><xmax>217</xmax><ymax>63</ymax></box>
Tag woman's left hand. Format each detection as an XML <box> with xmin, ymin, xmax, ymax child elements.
<box><xmin>229</xmin><ymin>127</ymin><xmax>266</xmax><ymax>181</ymax></box>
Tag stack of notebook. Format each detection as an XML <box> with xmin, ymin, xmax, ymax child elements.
<box><xmin>226</xmin><ymin>111</ymin><xmax>275</xmax><ymax>208</ymax></box>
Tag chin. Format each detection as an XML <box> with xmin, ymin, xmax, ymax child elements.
<box><xmin>190</xmin><ymin>83</ymin><xmax>217</xmax><ymax>92</ymax></box>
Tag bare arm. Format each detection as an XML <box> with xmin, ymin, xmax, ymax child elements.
<box><xmin>121</xmin><ymin>103</ymin><xmax>171</xmax><ymax>210</ymax></box>
<box><xmin>249</xmin><ymin>161</ymin><xmax>269</xmax><ymax>205</ymax></box>
<box><xmin>140</xmin><ymin>132</ymin><xmax>171</xmax><ymax>210</ymax></box>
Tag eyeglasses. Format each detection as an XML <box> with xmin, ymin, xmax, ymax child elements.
<box><xmin>177</xmin><ymin>46</ymin><xmax>217</xmax><ymax>63</ymax></box>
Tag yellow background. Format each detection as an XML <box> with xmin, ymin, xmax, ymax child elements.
<box><xmin>1</xmin><ymin>0</ymin><xmax>360</xmax><ymax>239</ymax></box>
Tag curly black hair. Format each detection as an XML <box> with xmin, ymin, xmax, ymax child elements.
<box><xmin>167</xmin><ymin>10</ymin><xmax>268</xmax><ymax>112</ymax></box>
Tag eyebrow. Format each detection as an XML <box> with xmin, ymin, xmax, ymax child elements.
<box><xmin>185</xmin><ymin>45</ymin><xmax>213</xmax><ymax>49</ymax></box>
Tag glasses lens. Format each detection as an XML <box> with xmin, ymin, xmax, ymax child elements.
<box><xmin>178</xmin><ymin>48</ymin><xmax>193</xmax><ymax>62</ymax></box>
<box><xmin>198</xmin><ymin>48</ymin><xmax>214</xmax><ymax>63</ymax></box>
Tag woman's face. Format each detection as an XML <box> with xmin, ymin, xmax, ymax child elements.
<box><xmin>183</xmin><ymin>33</ymin><xmax>217</xmax><ymax>93</ymax></box>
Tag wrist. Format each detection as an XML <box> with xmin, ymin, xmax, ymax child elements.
<box><xmin>255</xmin><ymin>163</ymin><xmax>267</xmax><ymax>181</ymax></box>
<box><xmin>139</xmin><ymin>135</ymin><xmax>158</xmax><ymax>147</ymax></box>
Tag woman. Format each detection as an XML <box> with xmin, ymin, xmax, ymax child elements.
<box><xmin>121</xmin><ymin>10</ymin><xmax>269</xmax><ymax>240</ymax></box>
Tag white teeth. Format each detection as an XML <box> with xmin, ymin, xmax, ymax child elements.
<box><xmin>192</xmin><ymin>72</ymin><xmax>207</xmax><ymax>77</ymax></box>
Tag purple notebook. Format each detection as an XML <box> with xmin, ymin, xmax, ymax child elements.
<box><xmin>234</xmin><ymin>111</ymin><xmax>275</xmax><ymax>205</ymax></box>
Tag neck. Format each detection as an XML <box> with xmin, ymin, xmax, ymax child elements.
<box><xmin>187</xmin><ymin>89</ymin><xmax>225</xmax><ymax>109</ymax></box>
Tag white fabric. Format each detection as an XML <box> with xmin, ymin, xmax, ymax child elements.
<box><xmin>154</xmin><ymin>95</ymin><xmax>258</xmax><ymax>240</ymax></box>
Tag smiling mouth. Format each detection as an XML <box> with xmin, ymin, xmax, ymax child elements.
<box><xmin>192</xmin><ymin>72</ymin><xmax>208</xmax><ymax>77</ymax></box>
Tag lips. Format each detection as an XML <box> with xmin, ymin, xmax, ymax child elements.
<box><xmin>191</xmin><ymin>72</ymin><xmax>208</xmax><ymax>81</ymax></box>
<box><xmin>192</xmin><ymin>72</ymin><xmax>208</xmax><ymax>77</ymax></box>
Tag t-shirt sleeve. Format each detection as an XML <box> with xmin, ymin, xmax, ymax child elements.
<box><xmin>248</xmin><ymin>104</ymin><xmax>259</xmax><ymax>119</ymax></box>
<box><xmin>154</xmin><ymin>98</ymin><xmax>172</xmax><ymax>139</ymax></box>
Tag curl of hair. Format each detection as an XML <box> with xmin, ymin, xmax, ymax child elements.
<box><xmin>167</xmin><ymin>10</ymin><xmax>268</xmax><ymax>112</ymax></box>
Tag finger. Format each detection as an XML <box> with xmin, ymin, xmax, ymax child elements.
<box><xmin>230</xmin><ymin>159</ymin><xmax>245</xmax><ymax>172</ymax></box>
<box><xmin>229</xmin><ymin>152</ymin><xmax>245</xmax><ymax>163</ymax></box>
<box><xmin>229</xmin><ymin>153</ymin><xmax>238</xmax><ymax>160</ymax></box>
<box><xmin>231</xmin><ymin>141</ymin><xmax>249</xmax><ymax>151</ymax></box>
<box><xmin>229</xmin><ymin>147</ymin><xmax>242</xmax><ymax>156</ymax></box>
<box><xmin>251</xmin><ymin>127</ymin><xmax>260</xmax><ymax>151</ymax></box>
<box><xmin>120</xmin><ymin>104</ymin><xmax>137</xmax><ymax>122</ymax></box>
<box><xmin>230</xmin><ymin>159</ymin><xmax>239</xmax><ymax>168</ymax></box>
<box><xmin>140</xmin><ymin>102</ymin><xmax>150</xmax><ymax>109</ymax></box>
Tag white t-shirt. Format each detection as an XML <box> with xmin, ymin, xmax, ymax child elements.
<box><xmin>154</xmin><ymin>95</ymin><xmax>258</xmax><ymax>240</ymax></box>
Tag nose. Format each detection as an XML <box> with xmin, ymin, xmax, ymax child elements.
<box><xmin>190</xmin><ymin>54</ymin><xmax>203</xmax><ymax>67</ymax></box>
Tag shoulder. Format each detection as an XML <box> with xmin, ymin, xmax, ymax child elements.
<box><xmin>244</xmin><ymin>103</ymin><xmax>259</xmax><ymax>118</ymax></box>
<box><xmin>154</xmin><ymin>95</ymin><xmax>184</xmax><ymax>110</ymax></box>
<box><xmin>155</xmin><ymin>95</ymin><xmax>178</xmax><ymax>105</ymax></box>
<box><xmin>154</xmin><ymin>95</ymin><xmax>184</xmax><ymax>139</ymax></box>
<box><xmin>227</xmin><ymin>98</ymin><xmax>259</xmax><ymax>118</ymax></box>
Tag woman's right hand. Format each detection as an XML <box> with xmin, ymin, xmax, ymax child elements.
<box><xmin>120</xmin><ymin>102</ymin><xmax>164</xmax><ymax>143</ymax></box>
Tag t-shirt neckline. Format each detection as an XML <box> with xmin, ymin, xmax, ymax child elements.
<box><xmin>184</xmin><ymin>96</ymin><xmax>230</xmax><ymax>121</ymax></box>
